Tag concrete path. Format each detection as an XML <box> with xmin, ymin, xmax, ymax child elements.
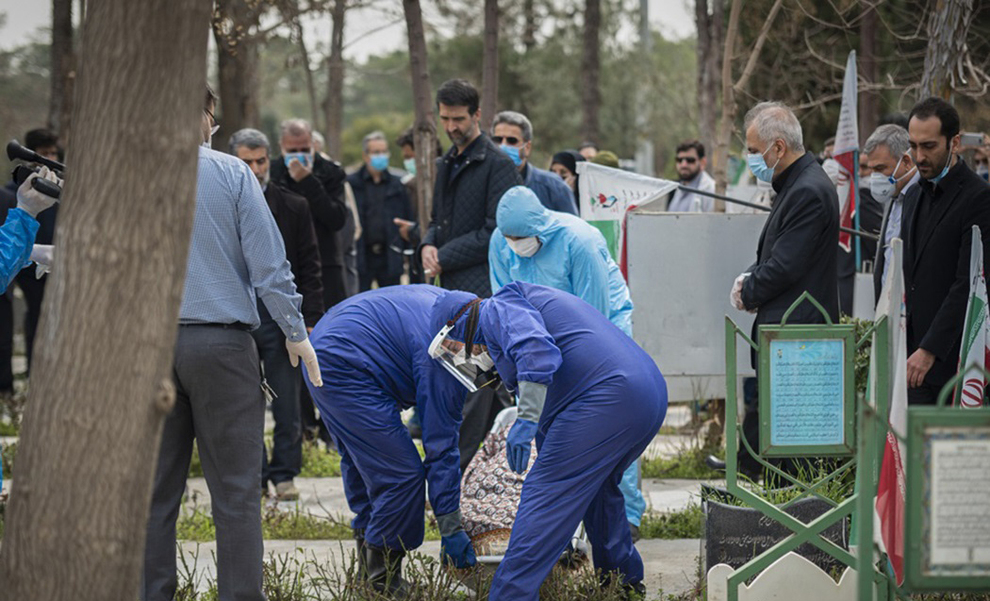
<box><xmin>181</xmin><ymin>476</ymin><xmax>724</xmax><ymax>520</ymax></box>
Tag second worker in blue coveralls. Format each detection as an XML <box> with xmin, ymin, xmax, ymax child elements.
<box><xmin>488</xmin><ymin>185</ymin><xmax>648</xmax><ymax>538</ymax></box>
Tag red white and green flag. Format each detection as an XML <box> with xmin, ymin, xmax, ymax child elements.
<box><xmin>873</xmin><ymin>238</ymin><xmax>907</xmax><ymax>584</ymax></box>
<box><xmin>833</xmin><ymin>51</ymin><xmax>859</xmax><ymax>252</ymax></box>
<box><xmin>956</xmin><ymin>225</ymin><xmax>990</xmax><ymax>408</ymax></box>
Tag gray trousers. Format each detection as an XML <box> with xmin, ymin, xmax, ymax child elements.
<box><xmin>143</xmin><ymin>326</ymin><xmax>266</xmax><ymax>601</ymax></box>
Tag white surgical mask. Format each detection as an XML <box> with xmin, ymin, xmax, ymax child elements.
<box><xmin>471</xmin><ymin>351</ymin><xmax>495</xmax><ymax>372</ymax></box>
<box><xmin>869</xmin><ymin>155</ymin><xmax>915</xmax><ymax>204</ymax></box>
<box><xmin>506</xmin><ymin>236</ymin><xmax>541</xmax><ymax>257</ymax></box>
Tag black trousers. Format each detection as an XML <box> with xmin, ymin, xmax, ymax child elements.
<box><xmin>252</xmin><ymin>315</ymin><xmax>302</xmax><ymax>486</ymax></box>
<box><xmin>359</xmin><ymin>251</ymin><xmax>402</xmax><ymax>292</ymax></box>
<box><xmin>0</xmin><ymin>291</ymin><xmax>13</xmax><ymax>393</ymax></box>
<box><xmin>15</xmin><ymin>270</ymin><xmax>45</xmax><ymax>370</ymax></box>
<box><xmin>0</xmin><ymin>274</ymin><xmax>47</xmax><ymax>393</ymax></box>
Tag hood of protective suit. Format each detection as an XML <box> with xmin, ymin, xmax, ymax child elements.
<box><xmin>430</xmin><ymin>289</ymin><xmax>488</xmax><ymax>347</ymax></box>
<box><xmin>496</xmin><ymin>186</ymin><xmax>565</xmax><ymax>240</ymax></box>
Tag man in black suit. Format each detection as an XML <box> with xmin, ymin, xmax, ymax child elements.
<box><xmin>709</xmin><ymin>101</ymin><xmax>839</xmax><ymax>478</ymax></box>
<box><xmin>270</xmin><ymin>119</ymin><xmax>352</xmax><ymax>445</ymax></box>
<box><xmin>863</xmin><ymin>124</ymin><xmax>920</xmax><ymax>302</ymax></box>
<box><xmin>902</xmin><ymin>97</ymin><xmax>990</xmax><ymax>405</ymax></box>
<box><xmin>419</xmin><ymin>79</ymin><xmax>522</xmax><ymax>468</ymax></box>
<box><xmin>231</xmin><ymin>128</ymin><xmax>324</xmax><ymax>500</ymax></box>
<box><xmin>270</xmin><ymin>118</ymin><xmax>351</xmax><ymax>309</ymax></box>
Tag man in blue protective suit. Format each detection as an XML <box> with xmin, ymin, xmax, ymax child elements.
<box><xmin>304</xmin><ymin>284</ymin><xmax>477</xmax><ymax>597</ymax></box>
<box><xmin>488</xmin><ymin>185</ymin><xmax>647</xmax><ymax>537</ymax></box>
<box><xmin>0</xmin><ymin>168</ymin><xmax>61</xmax><ymax>290</ymax></box>
<box><xmin>429</xmin><ymin>283</ymin><xmax>667</xmax><ymax>600</ymax></box>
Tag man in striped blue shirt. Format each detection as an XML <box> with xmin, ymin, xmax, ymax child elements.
<box><xmin>142</xmin><ymin>86</ymin><xmax>322</xmax><ymax>601</ymax></box>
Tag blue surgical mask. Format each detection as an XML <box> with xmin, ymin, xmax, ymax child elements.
<box><xmin>928</xmin><ymin>152</ymin><xmax>953</xmax><ymax>185</ymax></box>
<box><xmin>369</xmin><ymin>154</ymin><xmax>389</xmax><ymax>172</ymax></box>
<box><xmin>403</xmin><ymin>157</ymin><xmax>417</xmax><ymax>175</ymax></box>
<box><xmin>283</xmin><ymin>152</ymin><xmax>311</xmax><ymax>169</ymax></box>
<box><xmin>501</xmin><ymin>144</ymin><xmax>523</xmax><ymax>167</ymax></box>
<box><xmin>747</xmin><ymin>144</ymin><xmax>780</xmax><ymax>183</ymax></box>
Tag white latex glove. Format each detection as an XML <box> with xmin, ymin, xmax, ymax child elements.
<box><xmin>30</xmin><ymin>244</ymin><xmax>53</xmax><ymax>279</ymax></box>
<box><xmin>286</xmin><ymin>337</ymin><xmax>323</xmax><ymax>387</ymax></box>
<box><xmin>16</xmin><ymin>166</ymin><xmax>61</xmax><ymax>217</ymax></box>
<box><xmin>730</xmin><ymin>272</ymin><xmax>751</xmax><ymax>311</ymax></box>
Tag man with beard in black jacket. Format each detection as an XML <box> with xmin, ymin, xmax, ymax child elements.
<box><xmin>419</xmin><ymin>79</ymin><xmax>522</xmax><ymax>468</ymax></box>
<box><xmin>902</xmin><ymin>97</ymin><xmax>990</xmax><ymax>405</ymax></box>
<box><xmin>708</xmin><ymin>101</ymin><xmax>840</xmax><ymax>479</ymax></box>
<box><xmin>231</xmin><ymin>128</ymin><xmax>324</xmax><ymax>500</ymax></box>
<box><xmin>270</xmin><ymin>119</ymin><xmax>352</xmax><ymax>446</ymax></box>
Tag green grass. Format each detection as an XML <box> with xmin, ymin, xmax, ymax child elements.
<box><xmin>298</xmin><ymin>442</ymin><xmax>341</xmax><ymax>478</ymax></box>
<box><xmin>172</xmin><ymin>547</ymin><xmax>649</xmax><ymax>601</ymax></box>
<box><xmin>642</xmin><ymin>446</ymin><xmax>722</xmax><ymax>480</ymax></box>
<box><xmin>639</xmin><ymin>504</ymin><xmax>704</xmax><ymax>540</ymax></box>
<box><xmin>2</xmin><ymin>441</ymin><xmax>15</xmax><ymax>479</ymax></box>
<box><xmin>176</xmin><ymin>503</ymin><xmax>439</xmax><ymax>543</ymax></box>
<box><xmin>177</xmin><ymin>504</ymin><xmax>351</xmax><ymax>542</ymax></box>
<box><xmin>0</xmin><ymin>420</ymin><xmax>17</xmax><ymax>436</ymax></box>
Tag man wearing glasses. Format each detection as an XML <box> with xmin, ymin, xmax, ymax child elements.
<box><xmin>142</xmin><ymin>86</ymin><xmax>323</xmax><ymax>601</ymax></box>
<box><xmin>667</xmin><ymin>140</ymin><xmax>716</xmax><ymax>213</ymax></box>
<box><xmin>491</xmin><ymin>111</ymin><xmax>577</xmax><ymax>215</ymax></box>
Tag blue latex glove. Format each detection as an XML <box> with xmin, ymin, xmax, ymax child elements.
<box><xmin>440</xmin><ymin>530</ymin><xmax>477</xmax><ymax>568</ymax></box>
<box><xmin>506</xmin><ymin>418</ymin><xmax>538</xmax><ymax>474</ymax></box>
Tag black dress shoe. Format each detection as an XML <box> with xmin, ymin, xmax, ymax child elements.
<box><xmin>705</xmin><ymin>455</ymin><xmax>727</xmax><ymax>470</ymax></box>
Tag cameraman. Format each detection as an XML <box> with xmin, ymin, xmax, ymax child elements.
<box><xmin>0</xmin><ymin>129</ymin><xmax>61</xmax><ymax>393</ymax></box>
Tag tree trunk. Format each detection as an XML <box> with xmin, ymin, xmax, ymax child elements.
<box><xmin>712</xmin><ymin>0</ymin><xmax>741</xmax><ymax>196</ymax></box>
<box><xmin>581</xmin><ymin>0</ymin><xmax>601</xmax><ymax>144</ymax></box>
<box><xmin>522</xmin><ymin>0</ymin><xmax>536</xmax><ymax>53</ymax></box>
<box><xmin>324</xmin><ymin>0</ymin><xmax>347</xmax><ymax>160</ymax></box>
<box><xmin>403</xmin><ymin>0</ymin><xmax>437</xmax><ymax>233</ymax></box>
<box><xmin>920</xmin><ymin>0</ymin><xmax>974</xmax><ymax>100</ymax></box>
<box><xmin>214</xmin><ymin>0</ymin><xmax>261</xmax><ymax>149</ymax></box>
<box><xmin>49</xmin><ymin>0</ymin><xmax>75</xmax><ymax>144</ymax></box>
<box><xmin>712</xmin><ymin>0</ymin><xmax>783</xmax><ymax>195</ymax></box>
<box><xmin>696</xmin><ymin>0</ymin><xmax>723</xmax><ymax>160</ymax></box>
<box><xmin>0</xmin><ymin>0</ymin><xmax>209</xmax><ymax>599</ymax></box>
<box><xmin>858</xmin><ymin>0</ymin><xmax>879</xmax><ymax>139</ymax></box>
<box><xmin>480</xmin><ymin>0</ymin><xmax>499</xmax><ymax>132</ymax></box>
<box><xmin>294</xmin><ymin>18</ymin><xmax>323</xmax><ymax>134</ymax></box>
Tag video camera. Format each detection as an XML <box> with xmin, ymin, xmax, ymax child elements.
<box><xmin>6</xmin><ymin>140</ymin><xmax>64</xmax><ymax>200</ymax></box>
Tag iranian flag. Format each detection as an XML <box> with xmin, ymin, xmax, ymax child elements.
<box><xmin>873</xmin><ymin>238</ymin><xmax>907</xmax><ymax>584</ymax></box>
<box><xmin>833</xmin><ymin>51</ymin><xmax>859</xmax><ymax>252</ymax></box>
<box><xmin>956</xmin><ymin>225</ymin><xmax>990</xmax><ymax>408</ymax></box>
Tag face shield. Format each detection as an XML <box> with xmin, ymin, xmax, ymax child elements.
<box><xmin>428</xmin><ymin>299</ymin><xmax>500</xmax><ymax>392</ymax></box>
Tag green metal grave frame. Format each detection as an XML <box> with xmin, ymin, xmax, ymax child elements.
<box><xmin>903</xmin><ymin>366</ymin><xmax>990</xmax><ymax>593</ymax></box>
<box><xmin>724</xmin><ymin>292</ymin><xmax>892</xmax><ymax>601</ymax></box>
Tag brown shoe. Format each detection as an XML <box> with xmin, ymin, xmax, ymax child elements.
<box><xmin>275</xmin><ymin>480</ymin><xmax>300</xmax><ymax>501</ymax></box>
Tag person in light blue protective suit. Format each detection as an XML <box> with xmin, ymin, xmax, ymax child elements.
<box><xmin>0</xmin><ymin>168</ymin><xmax>61</xmax><ymax>290</ymax></box>
<box><xmin>304</xmin><ymin>284</ymin><xmax>477</xmax><ymax>598</ymax></box>
<box><xmin>488</xmin><ymin>185</ymin><xmax>645</xmax><ymax>533</ymax></box>
<box><xmin>429</xmin><ymin>282</ymin><xmax>667</xmax><ymax>601</ymax></box>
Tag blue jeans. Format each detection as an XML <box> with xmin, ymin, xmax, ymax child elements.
<box><xmin>252</xmin><ymin>312</ymin><xmax>302</xmax><ymax>486</ymax></box>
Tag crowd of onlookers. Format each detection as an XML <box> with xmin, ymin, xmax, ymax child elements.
<box><xmin>3</xmin><ymin>74</ymin><xmax>989</xmax><ymax>600</ymax></box>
